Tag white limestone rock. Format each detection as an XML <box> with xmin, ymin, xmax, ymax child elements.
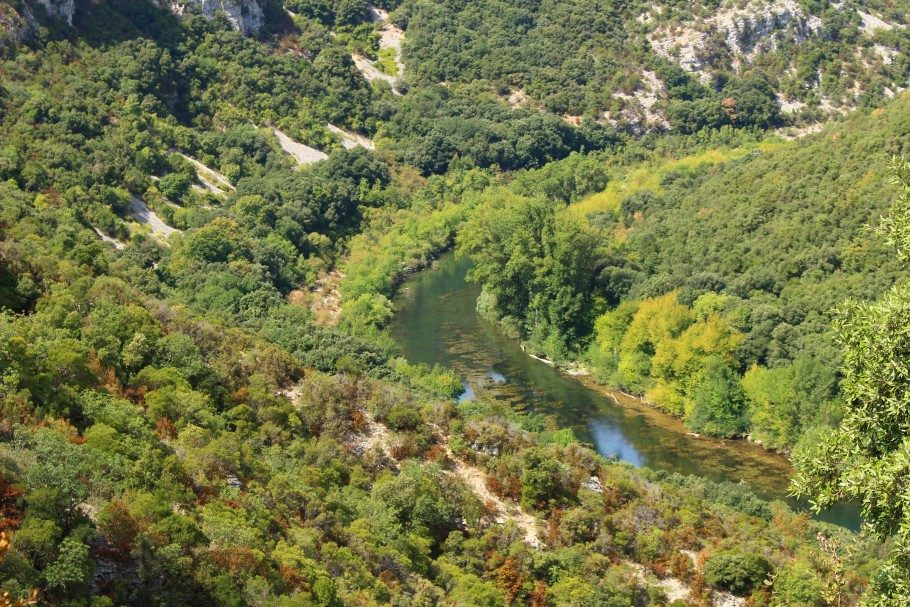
<box><xmin>33</xmin><ymin>0</ymin><xmax>75</xmax><ymax>25</ymax></box>
<box><xmin>160</xmin><ymin>0</ymin><xmax>265</xmax><ymax>35</ymax></box>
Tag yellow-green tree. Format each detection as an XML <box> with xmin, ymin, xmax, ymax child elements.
<box><xmin>649</xmin><ymin>313</ymin><xmax>742</xmax><ymax>418</ymax></box>
<box><xmin>616</xmin><ymin>292</ymin><xmax>691</xmax><ymax>393</ymax></box>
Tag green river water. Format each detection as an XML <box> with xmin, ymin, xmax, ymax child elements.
<box><xmin>389</xmin><ymin>253</ymin><xmax>859</xmax><ymax>529</ymax></box>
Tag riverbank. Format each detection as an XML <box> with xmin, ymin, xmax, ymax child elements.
<box><xmin>389</xmin><ymin>252</ymin><xmax>860</xmax><ymax>528</ymax></box>
<box><xmin>518</xmin><ymin>341</ymin><xmax>794</xmax><ymax>474</ymax></box>
<box><xmin>518</xmin><ymin>345</ymin><xmax>793</xmax><ymax>457</ymax></box>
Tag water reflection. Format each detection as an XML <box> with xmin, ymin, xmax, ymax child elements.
<box><xmin>390</xmin><ymin>253</ymin><xmax>859</xmax><ymax>529</ymax></box>
<box><xmin>589</xmin><ymin>419</ymin><xmax>645</xmax><ymax>467</ymax></box>
<box><xmin>458</xmin><ymin>380</ymin><xmax>476</xmax><ymax>403</ymax></box>
<box><xmin>489</xmin><ymin>371</ymin><xmax>507</xmax><ymax>384</ymax></box>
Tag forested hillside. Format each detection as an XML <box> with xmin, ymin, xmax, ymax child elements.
<box><xmin>0</xmin><ymin>0</ymin><xmax>907</xmax><ymax>605</ymax></box>
<box><xmin>459</xmin><ymin>96</ymin><xmax>910</xmax><ymax>449</ymax></box>
<box><xmin>397</xmin><ymin>0</ymin><xmax>909</xmax><ymax>130</ymax></box>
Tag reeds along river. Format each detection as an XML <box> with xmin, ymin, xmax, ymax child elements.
<box><xmin>390</xmin><ymin>253</ymin><xmax>860</xmax><ymax>530</ymax></box>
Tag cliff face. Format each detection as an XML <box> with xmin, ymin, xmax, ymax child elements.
<box><xmin>0</xmin><ymin>0</ymin><xmax>266</xmax><ymax>44</ymax></box>
<box><xmin>0</xmin><ymin>0</ymin><xmax>74</xmax><ymax>44</ymax></box>
<box><xmin>159</xmin><ymin>0</ymin><xmax>265</xmax><ymax>36</ymax></box>
<box><xmin>33</xmin><ymin>0</ymin><xmax>74</xmax><ymax>24</ymax></box>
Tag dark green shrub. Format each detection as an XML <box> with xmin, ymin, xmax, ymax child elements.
<box><xmin>704</xmin><ymin>550</ymin><xmax>771</xmax><ymax>595</ymax></box>
<box><xmin>386</xmin><ymin>404</ymin><xmax>421</xmax><ymax>431</ymax></box>
<box><xmin>158</xmin><ymin>173</ymin><xmax>193</xmax><ymax>202</ymax></box>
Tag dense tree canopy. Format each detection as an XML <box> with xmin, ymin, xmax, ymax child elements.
<box><xmin>792</xmin><ymin>160</ymin><xmax>910</xmax><ymax>605</ymax></box>
<box><xmin>0</xmin><ymin>0</ymin><xmax>905</xmax><ymax>604</ymax></box>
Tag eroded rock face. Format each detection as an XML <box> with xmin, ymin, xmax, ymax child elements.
<box><xmin>649</xmin><ymin>0</ymin><xmax>822</xmax><ymax>77</ymax></box>
<box><xmin>161</xmin><ymin>0</ymin><xmax>265</xmax><ymax>35</ymax></box>
<box><xmin>33</xmin><ymin>0</ymin><xmax>75</xmax><ymax>25</ymax></box>
<box><xmin>1</xmin><ymin>0</ymin><xmax>75</xmax><ymax>45</ymax></box>
<box><xmin>0</xmin><ymin>5</ymin><xmax>28</xmax><ymax>45</ymax></box>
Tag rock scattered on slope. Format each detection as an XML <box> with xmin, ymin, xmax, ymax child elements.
<box><xmin>273</xmin><ymin>129</ymin><xmax>328</xmax><ymax>165</ymax></box>
<box><xmin>607</xmin><ymin>69</ymin><xmax>669</xmax><ymax>131</ymax></box>
<box><xmin>648</xmin><ymin>0</ymin><xmax>821</xmax><ymax>80</ymax></box>
<box><xmin>858</xmin><ymin>10</ymin><xmax>904</xmax><ymax>34</ymax></box>
<box><xmin>128</xmin><ymin>197</ymin><xmax>179</xmax><ymax>239</ymax></box>
<box><xmin>326</xmin><ymin>124</ymin><xmax>375</xmax><ymax>150</ymax></box>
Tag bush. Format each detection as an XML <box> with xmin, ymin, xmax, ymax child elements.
<box><xmin>771</xmin><ymin>562</ymin><xmax>825</xmax><ymax>606</ymax></box>
<box><xmin>158</xmin><ymin>173</ymin><xmax>193</xmax><ymax>202</ymax></box>
<box><xmin>386</xmin><ymin>404</ymin><xmax>421</xmax><ymax>431</ymax></box>
<box><xmin>703</xmin><ymin>550</ymin><xmax>771</xmax><ymax>596</ymax></box>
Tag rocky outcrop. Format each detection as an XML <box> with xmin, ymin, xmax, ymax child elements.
<box><xmin>1</xmin><ymin>0</ymin><xmax>75</xmax><ymax>45</ymax></box>
<box><xmin>33</xmin><ymin>0</ymin><xmax>74</xmax><ymax>25</ymax></box>
<box><xmin>0</xmin><ymin>4</ymin><xmax>28</xmax><ymax>45</ymax></box>
<box><xmin>649</xmin><ymin>0</ymin><xmax>822</xmax><ymax>78</ymax></box>
<box><xmin>159</xmin><ymin>0</ymin><xmax>265</xmax><ymax>36</ymax></box>
<box><xmin>1</xmin><ymin>0</ymin><xmax>266</xmax><ymax>44</ymax></box>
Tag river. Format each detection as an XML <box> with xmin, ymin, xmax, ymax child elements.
<box><xmin>390</xmin><ymin>253</ymin><xmax>859</xmax><ymax>529</ymax></box>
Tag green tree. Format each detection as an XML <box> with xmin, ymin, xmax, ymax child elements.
<box><xmin>617</xmin><ymin>292</ymin><xmax>692</xmax><ymax>394</ymax></box>
<box><xmin>792</xmin><ymin>160</ymin><xmax>910</xmax><ymax>605</ymax></box>
<box><xmin>686</xmin><ymin>358</ymin><xmax>748</xmax><ymax>438</ymax></box>
<box><xmin>42</xmin><ymin>536</ymin><xmax>93</xmax><ymax>595</ymax></box>
<box><xmin>458</xmin><ymin>191</ymin><xmax>600</xmax><ymax>359</ymax></box>
<box><xmin>703</xmin><ymin>550</ymin><xmax>770</xmax><ymax>596</ymax></box>
<box><xmin>339</xmin><ymin>293</ymin><xmax>393</xmax><ymax>334</ymax></box>
<box><xmin>157</xmin><ymin>172</ymin><xmax>193</xmax><ymax>201</ymax></box>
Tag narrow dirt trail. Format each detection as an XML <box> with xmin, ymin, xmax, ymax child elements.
<box><xmin>351</xmin><ymin>412</ymin><xmax>543</xmax><ymax>548</ymax></box>
<box><xmin>438</xmin><ymin>441</ymin><xmax>542</xmax><ymax>548</ymax></box>
<box><xmin>279</xmin><ymin>381</ymin><xmax>746</xmax><ymax>605</ymax></box>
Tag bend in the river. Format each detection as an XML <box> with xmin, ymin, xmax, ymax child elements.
<box><xmin>390</xmin><ymin>253</ymin><xmax>859</xmax><ymax>529</ymax></box>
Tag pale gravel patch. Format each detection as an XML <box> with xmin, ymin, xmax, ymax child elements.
<box><xmin>352</xmin><ymin>53</ymin><xmax>399</xmax><ymax>86</ymax></box>
<box><xmin>713</xmin><ymin>591</ymin><xmax>747</xmax><ymax>607</ymax></box>
<box><xmin>278</xmin><ymin>383</ymin><xmax>304</xmax><ymax>403</ymax></box>
<box><xmin>327</xmin><ymin>124</ymin><xmax>375</xmax><ymax>150</ymax></box>
<box><xmin>274</xmin><ymin>129</ymin><xmax>328</xmax><ymax>165</ymax></box>
<box><xmin>351</xmin><ymin>6</ymin><xmax>405</xmax><ymax>94</ymax></box>
<box><xmin>776</xmin><ymin>92</ymin><xmax>806</xmax><ymax>114</ymax></box>
<box><xmin>628</xmin><ymin>562</ymin><xmax>693</xmax><ymax>603</ymax></box>
<box><xmin>350</xmin><ymin>411</ymin><xmax>395</xmax><ymax>461</ymax></box>
<box><xmin>177</xmin><ymin>153</ymin><xmax>234</xmax><ymax>194</ymax></box>
<box><xmin>858</xmin><ymin>10</ymin><xmax>903</xmax><ymax>34</ymax></box>
<box><xmin>507</xmin><ymin>89</ymin><xmax>529</xmax><ymax>108</ymax></box>
<box><xmin>369</xmin><ymin>5</ymin><xmax>404</xmax><ymax>70</ymax></box>
<box><xmin>93</xmin><ymin>226</ymin><xmax>126</xmax><ymax>250</ymax></box>
<box><xmin>609</xmin><ymin>69</ymin><xmax>669</xmax><ymax>129</ymax></box>
<box><xmin>307</xmin><ymin>268</ymin><xmax>344</xmax><ymax>326</ymax></box>
<box><xmin>128</xmin><ymin>197</ymin><xmax>179</xmax><ymax>238</ymax></box>
<box><xmin>873</xmin><ymin>44</ymin><xmax>899</xmax><ymax>65</ymax></box>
